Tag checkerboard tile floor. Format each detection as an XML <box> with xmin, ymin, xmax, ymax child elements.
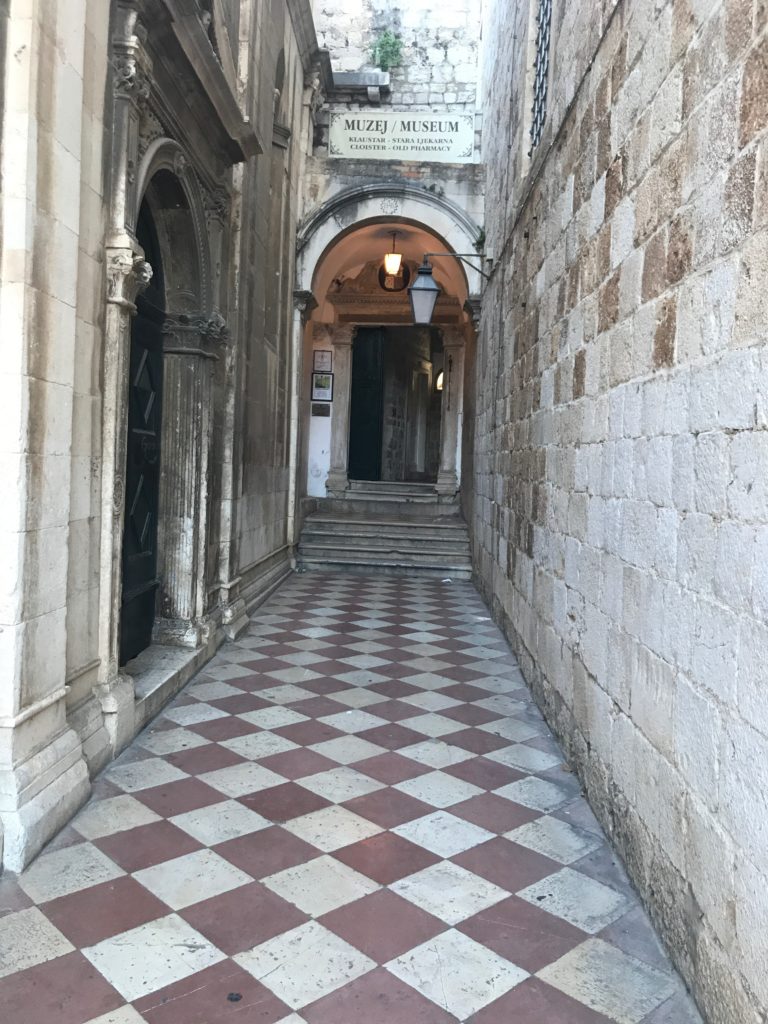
<box><xmin>0</xmin><ymin>574</ymin><xmax>703</xmax><ymax>1024</ymax></box>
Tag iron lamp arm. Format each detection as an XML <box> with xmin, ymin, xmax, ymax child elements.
<box><xmin>421</xmin><ymin>252</ymin><xmax>491</xmax><ymax>281</ymax></box>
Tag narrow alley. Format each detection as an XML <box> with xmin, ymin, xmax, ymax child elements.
<box><xmin>0</xmin><ymin>574</ymin><xmax>701</xmax><ymax>1024</ymax></box>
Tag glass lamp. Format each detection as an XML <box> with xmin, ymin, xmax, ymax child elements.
<box><xmin>383</xmin><ymin>232</ymin><xmax>402</xmax><ymax>276</ymax></box>
<box><xmin>408</xmin><ymin>260</ymin><xmax>441</xmax><ymax>325</ymax></box>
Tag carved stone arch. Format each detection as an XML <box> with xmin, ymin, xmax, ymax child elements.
<box><xmin>296</xmin><ymin>183</ymin><xmax>484</xmax><ymax>296</ymax></box>
<box><xmin>136</xmin><ymin>138</ymin><xmax>213</xmax><ymax>313</ymax></box>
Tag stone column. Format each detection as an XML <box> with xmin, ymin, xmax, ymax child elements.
<box><xmin>94</xmin><ymin>0</ymin><xmax>152</xmax><ymax>764</ymax></box>
<box><xmin>326</xmin><ymin>324</ymin><xmax>355</xmax><ymax>495</ymax></box>
<box><xmin>287</xmin><ymin>292</ymin><xmax>317</xmax><ymax>551</ymax></box>
<box><xmin>436</xmin><ymin>328</ymin><xmax>466</xmax><ymax>496</ymax></box>
<box><xmin>154</xmin><ymin>315</ymin><xmax>221</xmax><ymax>646</ymax></box>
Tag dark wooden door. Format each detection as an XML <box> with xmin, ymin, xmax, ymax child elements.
<box><xmin>120</xmin><ymin>303</ymin><xmax>164</xmax><ymax>664</ymax></box>
<box><xmin>120</xmin><ymin>204</ymin><xmax>165</xmax><ymax>665</ymax></box>
<box><xmin>348</xmin><ymin>328</ymin><xmax>384</xmax><ymax>480</ymax></box>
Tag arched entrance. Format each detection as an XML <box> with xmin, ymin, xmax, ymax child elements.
<box><xmin>118</xmin><ymin>160</ymin><xmax>213</xmax><ymax>665</ymax></box>
<box><xmin>296</xmin><ymin>198</ymin><xmax>481</xmax><ymax>502</ymax></box>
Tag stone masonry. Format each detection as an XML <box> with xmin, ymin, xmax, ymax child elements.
<box><xmin>313</xmin><ymin>0</ymin><xmax>480</xmax><ymax>110</ymax></box>
<box><xmin>475</xmin><ymin>1</ymin><xmax>768</xmax><ymax>1022</ymax></box>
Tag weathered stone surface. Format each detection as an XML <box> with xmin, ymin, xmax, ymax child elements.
<box><xmin>476</xmin><ymin>2</ymin><xmax>768</xmax><ymax>1021</ymax></box>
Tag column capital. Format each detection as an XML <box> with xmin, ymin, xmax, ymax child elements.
<box><xmin>464</xmin><ymin>295</ymin><xmax>482</xmax><ymax>330</ymax></box>
<box><xmin>111</xmin><ymin>3</ymin><xmax>151</xmax><ymax>105</ymax></box>
<box><xmin>293</xmin><ymin>290</ymin><xmax>318</xmax><ymax>324</ymax></box>
<box><xmin>442</xmin><ymin>328</ymin><xmax>466</xmax><ymax>352</ymax></box>
<box><xmin>331</xmin><ymin>324</ymin><xmax>355</xmax><ymax>348</ymax></box>
<box><xmin>106</xmin><ymin>248</ymin><xmax>153</xmax><ymax>309</ymax></box>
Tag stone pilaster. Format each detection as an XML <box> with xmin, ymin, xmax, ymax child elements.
<box><xmin>96</xmin><ymin>250</ymin><xmax>153</xmax><ymax>758</ymax></box>
<box><xmin>326</xmin><ymin>325</ymin><xmax>355</xmax><ymax>494</ymax></box>
<box><xmin>436</xmin><ymin>328</ymin><xmax>466</xmax><ymax>496</ymax></box>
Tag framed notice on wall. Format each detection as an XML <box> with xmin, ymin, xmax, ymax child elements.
<box><xmin>313</xmin><ymin>350</ymin><xmax>332</xmax><ymax>372</ymax></box>
<box><xmin>311</xmin><ymin>372</ymin><xmax>334</xmax><ymax>402</ymax></box>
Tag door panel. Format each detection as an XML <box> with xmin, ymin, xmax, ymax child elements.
<box><xmin>348</xmin><ymin>328</ymin><xmax>384</xmax><ymax>481</ymax></box>
<box><xmin>120</xmin><ymin>302</ymin><xmax>164</xmax><ymax>665</ymax></box>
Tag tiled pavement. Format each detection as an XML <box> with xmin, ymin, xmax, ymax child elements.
<box><xmin>0</xmin><ymin>573</ymin><xmax>703</xmax><ymax>1024</ymax></box>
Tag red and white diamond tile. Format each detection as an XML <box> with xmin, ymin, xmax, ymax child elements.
<box><xmin>0</xmin><ymin>574</ymin><xmax>703</xmax><ymax>1024</ymax></box>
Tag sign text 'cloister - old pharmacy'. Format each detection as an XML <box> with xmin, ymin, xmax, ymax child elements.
<box><xmin>328</xmin><ymin>111</ymin><xmax>475</xmax><ymax>163</ymax></box>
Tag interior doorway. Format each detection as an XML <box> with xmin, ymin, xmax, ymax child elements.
<box><xmin>347</xmin><ymin>326</ymin><xmax>443</xmax><ymax>483</ymax></box>
<box><xmin>119</xmin><ymin>201</ymin><xmax>165</xmax><ymax>665</ymax></box>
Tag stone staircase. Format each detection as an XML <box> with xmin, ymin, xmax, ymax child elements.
<box><xmin>297</xmin><ymin>481</ymin><xmax>473</xmax><ymax>579</ymax></box>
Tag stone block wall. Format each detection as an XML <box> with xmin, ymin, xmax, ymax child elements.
<box><xmin>475</xmin><ymin>1</ymin><xmax>768</xmax><ymax>1021</ymax></box>
<box><xmin>313</xmin><ymin>0</ymin><xmax>481</xmax><ymax>110</ymax></box>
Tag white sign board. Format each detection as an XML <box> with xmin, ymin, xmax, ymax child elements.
<box><xmin>329</xmin><ymin>112</ymin><xmax>475</xmax><ymax>163</ymax></box>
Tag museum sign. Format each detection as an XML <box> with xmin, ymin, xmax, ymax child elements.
<box><xmin>328</xmin><ymin>111</ymin><xmax>475</xmax><ymax>163</ymax></box>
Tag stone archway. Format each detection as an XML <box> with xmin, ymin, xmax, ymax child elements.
<box><xmin>294</xmin><ymin>191</ymin><xmax>482</xmax><ymax>506</ymax></box>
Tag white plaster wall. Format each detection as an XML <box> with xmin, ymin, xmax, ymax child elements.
<box><xmin>305</xmin><ymin>330</ymin><xmax>334</xmax><ymax>496</ymax></box>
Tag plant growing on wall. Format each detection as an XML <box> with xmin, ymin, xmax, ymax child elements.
<box><xmin>371</xmin><ymin>30</ymin><xmax>403</xmax><ymax>71</ymax></box>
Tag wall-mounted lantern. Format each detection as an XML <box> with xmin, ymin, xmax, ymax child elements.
<box><xmin>407</xmin><ymin>252</ymin><xmax>490</xmax><ymax>326</ymax></box>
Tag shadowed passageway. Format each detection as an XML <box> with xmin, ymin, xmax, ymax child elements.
<box><xmin>0</xmin><ymin>574</ymin><xmax>702</xmax><ymax>1023</ymax></box>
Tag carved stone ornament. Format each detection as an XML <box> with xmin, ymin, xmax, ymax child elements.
<box><xmin>173</xmin><ymin>151</ymin><xmax>188</xmax><ymax>178</ymax></box>
<box><xmin>112</xmin><ymin>51</ymin><xmax>150</xmax><ymax>102</ymax></box>
<box><xmin>113</xmin><ymin>473</ymin><xmax>124</xmax><ymax>514</ymax></box>
<box><xmin>107</xmin><ymin>251</ymin><xmax>153</xmax><ymax>305</ymax></box>
<box><xmin>138</xmin><ymin>107</ymin><xmax>165</xmax><ymax>159</ymax></box>
<box><xmin>204</xmin><ymin>311</ymin><xmax>228</xmax><ymax>339</ymax></box>
<box><xmin>204</xmin><ymin>186</ymin><xmax>229</xmax><ymax>225</ymax></box>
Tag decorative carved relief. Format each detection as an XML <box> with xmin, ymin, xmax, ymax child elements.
<box><xmin>203</xmin><ymin>185</ymin><xmax>229</xmax><ymax>225</ymax></box>
<box><xmin>138</xmin><ymin>106</ymin><xmax>165</xmax><ymax>159</ymax></box>
<box><xmin>112</xmin><ymin>46</ymin><xmax>150</xmax><ymax>103</ymax></box>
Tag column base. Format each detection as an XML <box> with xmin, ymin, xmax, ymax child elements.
<box><xmin>97</xmin><ymin>673</ymin><xmax>136</xmax><ymax>760</ymax></box>
<box><xmin>153</xmin><ymin>617</ymin><xmax>204</xmax><ymax>648</ymax></box>
<box><xmin>0</xmin><ymin>727</ymin><xmax>90</xmax><ymax>872</ymax></box>
<box><xmin>326</xmin><ymin>470</ymin><xmax>349</xmax><ymax>496</ymax></box>
<box><xmin>435</xmin><ymin>471</ymin><xmax>459</xmax><ymax>496</ymax></box>
<box><xmin>221</xmin><ymin>597</ymin><xmax>249</xmax><ymax>640</ymax></box>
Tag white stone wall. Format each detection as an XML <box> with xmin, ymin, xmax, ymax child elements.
<box><xmin>314</xmin><ymin>0</ymin><xmax>481</xmax><ymax>110</ymax></box>
<box><xmin>475</xmin><ymin>2</ymin><xmax>768</xmax><ymax>1022</ymax></box>
<box><xmin>0</xmin><ymin>0</ymin><xmax>104</xmax><ymax>868</ymax></box>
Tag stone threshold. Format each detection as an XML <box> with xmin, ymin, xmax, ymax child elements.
<box><xmin>127</xmin><ymin>643</ymin><xmax>216</xmax><ymax>732</ymax></box>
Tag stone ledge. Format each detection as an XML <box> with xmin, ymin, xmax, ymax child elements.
<box><xmin>128</xmin><ymin>644</ymin><xmax>215</xmax><ymax>733</ymax></box>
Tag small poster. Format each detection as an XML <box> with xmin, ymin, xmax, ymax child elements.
<box><xmin>311</xmin><ymin>372</ymin><xmax>333</xmax><ymax>402</ymax></box>
<box><xmin>313</xmin><ymin>350</ymin><xmax>333</xmax><ymax>372</ymax></box>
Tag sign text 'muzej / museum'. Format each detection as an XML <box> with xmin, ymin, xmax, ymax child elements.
<box><xmin>329</xmin><ymin>111</ymin><xmax>475</xmax><ymax>163</ymax></box>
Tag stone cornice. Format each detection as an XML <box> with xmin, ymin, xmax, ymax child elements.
<box><xmin>160</xmin><ymin>0</ymin><xmax>262</xmax><ymax>159</ymax></box>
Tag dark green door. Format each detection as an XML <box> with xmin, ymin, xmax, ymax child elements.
<box><xmin>348</xmin><ymin>328</ymin><xmax>384</xmax><ymax>480</ymax></box>
<box><xmin>120</xmin><ymin>204</ymin><xmax>165</xmax><ymax>665</ymax></box>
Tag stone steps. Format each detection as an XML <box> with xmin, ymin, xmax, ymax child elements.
<box><xmin>297</xmin><ymin>509</ymin><xmax>472</xmax><ymax>580</ymax></box>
